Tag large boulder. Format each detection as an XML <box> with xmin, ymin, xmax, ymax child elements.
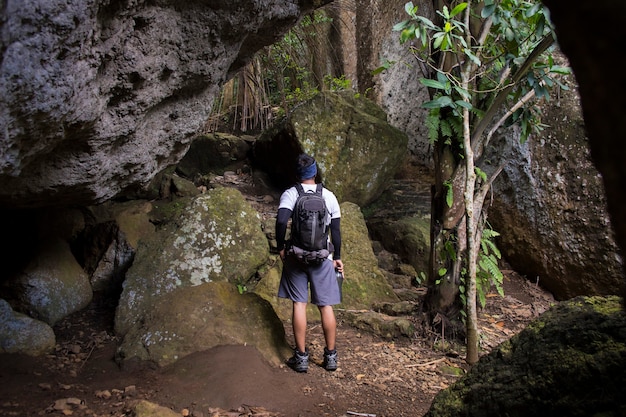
<box><xmin>115</xmin><ymin>187</ymin><xmax>269</xmax><ymax>336</ymax></box>
<box><xmin>0</xmin><ymin>299</ymin><xmax>56</xmax><ymax>356</ymax></box>
<box><xmin>333</xmin><ymin>202</ymin><xmax>399</xmax><ymax>308</ymax></box>
<box><xmin>11</xmin><ymin>238</ymin><xmax>92</xmax><ymax>326</ymax></box>
<box><xmin>116</xmin><ymin>281</ymin><xmax>290</xmax><ymax>368</ymax></box>
<box><xmin>0</xmin><ymin>0</ymin><xmax>331</xmax><ymax>209</ymax></box>
<box><xmin>425</xmin><ymin>296</ymin><xmax>626</xmax><ymax>417</ymax></box>
<box><xmin>489</xmin><ymin>83</ymin><xmax>622</xmax><ymax>299</ymax></box>
<box><xmin>252</xmin><ymin>91</ymin><xmax>408</xmax><ymax>206</ymax></box>
<box><xmin>76</xmin><ymin>200</ymin><xmax>155</xmax><ymax>293</ymax></box>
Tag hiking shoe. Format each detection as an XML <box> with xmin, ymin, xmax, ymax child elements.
<box><xmin>323</xmin><ymin>348</ymin><xmax>338</xmax><ymax>371</ymax></box>
<box><xmin>286</xmin><ymin>349</ymin><xmax>309</xmax><ymax>373</ymax></box>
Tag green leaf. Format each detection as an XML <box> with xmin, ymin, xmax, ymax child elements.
<box><xmin>433</xmin><ymin>32</ymin><xmax>445</xmax><ymax>49</ymax></box>
<box><xmin>393</xmin><ymin>20</ymin><xmax>409</xmax><ymax>32</ymax></box>
<box><xmin>405</xmin><ymin>1</ymin><xmax>417</xmax><ymax>17</ymax></box>
<box><xmin>450</xmin><ymin>2</ymin><xmax>468</xmax><ymax>18</ymax></box>
<box><xmin>420</xmin><ymin>78</ymin><xmax>447</xmax><ymax>90</ymax></box>
<box><xmin>440</xmin><ymin>118</ymin><xmax>452</xmax><ymax>138</ymax></box>
<box><xmin>464</xmin><ymin>48</ymin><xmax>481</xmax><ymax>66</ymax></box>
<box><xmin>549</xmin><ymin>65</ymin><xmax>571</xmax><ymax>75</ymax></box>
<box><xmin>400</xmin><ymin>28</ymin><xmax>414</xmax><ymax>43</ymax></box>
<box><xmin>455</xmin><ymin>100</ymin><xmax>473</xmax><ymax>110</ymax></box>
<box><xmin>475</xmin><ymin>166</ymin><xmax>487</xmax><ymax>181</ymax></box>
<box><xmin>481</xmin><ymin>4</ymin><xmax>496</xmax><ymax>18</ymax></box>
<box><xmin>445</xmin><ymin>181</ymin><xmax>454</xmax><ymax>207</ymax></box>
<box><xmin>438</xmin><ymin>268</ymin><xmax>447</xmax><ymax>277</ymax></box>
<box><xmin>371</xmin><ymin>59</ymin><xmax>394</xmax><ymax>75</ymax></box>
<box><xmin>441</xmin><ymin>5</ymin><xmax>450</xmax><ymax>19</ymax></box>
<box><xmin>422</xmin><ymin>96</ymin><xmax>453</xmax><ymax>109</ymax></box>
<box><xmin>453</xmin><ymin>85</ymin><xmax>471</xmax><ymax>100</ymax></box>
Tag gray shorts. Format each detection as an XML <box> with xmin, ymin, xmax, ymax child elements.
<box><xmin>278</xmin><ymin>255</ymin><xmax>341</xmax><ymax>306</ymax></box>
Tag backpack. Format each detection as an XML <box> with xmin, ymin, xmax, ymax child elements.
<box><xmin>289</xmin><ymin>183</ymin><xmax>331</xmax><ymax>263</ymax></box>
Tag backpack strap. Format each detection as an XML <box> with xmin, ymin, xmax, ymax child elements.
<box><xmin>295</xmin><ymin>183</ymin><xmax>323</xmax><ymax>196</ymax></box>
<box><xmin>295</xmin><ymin>183</ymin><xmax>305</xmax><ymax>196</ymax></box>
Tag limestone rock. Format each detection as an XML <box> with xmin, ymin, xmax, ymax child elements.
<box><xmin>115</xmin><ymin>187</ymin><xmax>269</xmax><ymax>335</ymax></box>
<box><xmin>116</xmin><ymin>282</ymin><xmax>290</xmax><ymax>368</ymax></box>
<box><xmin>337</xmin><ymin>202</ymin><xmax>399</xmax><ymax>308</ymax></box>
<box><xmin>0</xmin><ymin>0</ymin><xmax>330</xmax><ymax>208</ymax></box>
<box><xmin>425</xmin><ymin>296</ymin><xmax>626</xmax><ymax>417</ymax></box>
<box><xmin>489</xmin><ymin>82</ymin><xmax>622</xmax><ymax>299</ymax></box>
<box><xmin>132</xmin><ymin>400</ymin><xmax>181</xmax><ymax>417</ymax></box>
<box><xmin>0</xmin><ymin>299</ymin><xmax>56</xmax><ymax>355</ymax></box>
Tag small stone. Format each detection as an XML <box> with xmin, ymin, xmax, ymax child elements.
<box><xmin>95</xmin><ymin>390</ymin><xmax>112</xmax><ymax>399</ymax></box>
<box><xmin>181</xmin><ymin>408</ymin><xmax>190</xmax><ymax>416</ymax></box>
<box><xmin>66</xmin><ymin>398</ymin><xmax>82</xmax><ymax>406</ymax></box>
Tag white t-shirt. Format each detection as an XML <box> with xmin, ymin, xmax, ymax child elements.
<box><xmin>279</xmin><ymin>183</ymin><xmax>341</xmax><ymax>220</ymax></box>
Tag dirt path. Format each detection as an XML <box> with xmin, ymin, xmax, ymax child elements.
<box><xmin>0</xmin><ymin>267</ymin><xmax>553</xmax><ymax>417</ymax></box>
<box><xmin>0</xmin><ymin>171</ymin><xmax>555</xmax><ymax>417</ymax></box>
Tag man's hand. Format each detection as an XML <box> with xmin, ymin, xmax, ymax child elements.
<box><xmin>333</xmin><ymin>259</ymin><xmax>344</xmax><ymax>273</ymax></box>
<box><xmin>280</xmin><ymin>249</ymin><xmax>286</xmax><ymax>261</ymax></box>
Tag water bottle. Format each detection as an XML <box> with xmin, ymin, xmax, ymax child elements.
<box><xmin>335</xmin><ymin>268</ymin><xmax>343</xmax><ymax>302</ymax></box>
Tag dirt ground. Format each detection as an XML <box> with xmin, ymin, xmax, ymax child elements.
<box><xmin>0</xmin><ymin>267</ymin><xmax>554</xmax><ymax>417</ymax></box>
<box><xmin>0</xmin><ymin>171</ymin><xmax>556</xmax><ymax>417</ymax></box>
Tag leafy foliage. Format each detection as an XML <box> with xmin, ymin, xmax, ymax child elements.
<box><xmin>385</xmin><ymin>0</ymin><xmax>572</xmax><ymax>363</ymax></box>
<box><xmin>394</xmin><ymin>0</ymin><xmax>570</xmax><ymax>145</ymax></box>
<box><xmin>475</xmin><ymin>227</ymin><xmax>503</xmax><ymax>308</ymax></box>
<box><xmin>207</xmin><ymin>8</ymin><xmax>354</xmax><ymax>133</ymax></box>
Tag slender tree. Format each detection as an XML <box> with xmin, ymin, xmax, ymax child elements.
<box><xmin>391</xmin><ymin>0</ymin><xmax>569</xmax><ymax>363</ymax></box>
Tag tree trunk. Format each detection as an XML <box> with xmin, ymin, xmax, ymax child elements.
<box><xmin>424</xmin><ymin>135</ymin><xmax>466</xmax><ymax>338</ymax></box>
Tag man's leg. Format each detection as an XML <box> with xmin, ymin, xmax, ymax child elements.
<box><xmin>319</xmin><ymin>305</ymin><xmax>338</xmax><ymax>371</ymax></box>
<box><xmin>293</xmin><ymin>301</ymin><xmax>308</xmax><ymax>352</ymax></box>
<box><xmin>319</xmin><ymin>305</ymin><xmax>336</xmax><ymax>350</ymax></box>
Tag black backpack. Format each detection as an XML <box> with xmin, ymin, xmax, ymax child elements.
<box><xmin>291</xmin><ymin>183</ymin><xmax>330</xmax><ymax>253</ymax></box>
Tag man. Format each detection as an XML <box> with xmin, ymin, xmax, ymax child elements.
<box><xmin>276</xmin><ymin>153</ymin><xmax>344</xmax><ymax>372</ymax></box>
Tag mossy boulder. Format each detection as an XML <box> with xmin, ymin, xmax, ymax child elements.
<box><xmin>253</xmin><ymin>91</ymin><xmax>408</xmax><ymax>206</ymax></box>
<box><xmin>339</xmin><ymin>202</ymin><xmax>399</xmax><ymax>308</ymax></box>
<box><xmin>425</xmin><ymin>296</ymin><xmax>626</xmax><ymax>417</ymax></box>
<box><xmin>115</xmin><ymin>187</ymin><xmax>269</xmax><ymax>336</ymax></box>
<box><xmin>116</xmin><ymin>281</ymin><xmax>290</xmax><ymax>368</ymax></box>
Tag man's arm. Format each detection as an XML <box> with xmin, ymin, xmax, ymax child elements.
<box><xmin>276</xmin><ymin>208</ymin><xmax>292</xmax><ymax>252</ymax></box>
<box><xmin>330</xmin><ymin>218</ymin><xmax>341</xmax><ymax>259</ymax></box>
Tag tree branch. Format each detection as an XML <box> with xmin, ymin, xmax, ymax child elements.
<box><xmin>470</xmin><ymin>32</ymin><xmax>556</xmax><ymax>154</ymax></box>
<box><xmin>477</xmin><ymin>89</ymin><xmax>537</xmax><ymax>158</ymax></box>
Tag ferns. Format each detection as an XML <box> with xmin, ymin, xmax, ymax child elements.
<box><xmin>476</xmin><ymin>227</ymin><xmax>504</xmax><ymax>308</ymax></box>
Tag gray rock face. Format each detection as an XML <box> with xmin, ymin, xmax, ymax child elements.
<box><xmin>488</xmin><ymin>84</ymin><xmax>622</xmax><ymax>300</ymax></box>
<box><xmin>0</xmin><ymin>0</ymin><xmax>329</xmax><ymax>208</ymax></box>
